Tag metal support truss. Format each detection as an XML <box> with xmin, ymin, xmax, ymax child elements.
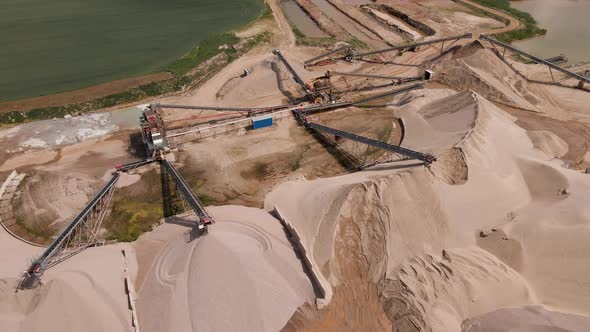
<box><xmin>116</xmin><ymin>159</ymin><xmax>155</xmax><ymax>172</ymax></box>
<box><xmin>19</xmin><ymin>173</ymin><xmax>120</xmax><ymax>289</ymax></box>
<box><xmin>479</xmin><ymin>34</ymin><xmax>590</xmax><ymax>87</ymax></box>
<box><xmin>273</xmin><ymin>49</ymin><xmax>311</xmax><ymax>93</ymax></box>
<box><xmin>354</xmin><ymin>33</ymin><xmax>472</xmax><ymax>59</ymax></box>
<box><xmin>155</xmin><ymin>103</ymin><xmax>290</xmax><ymax>113</ymax></box>
<box><xmin>160</xmin><ymin>160</ymin><xmax>213</xmax><ymax>228</ymax></box>
<box><xmin>303</xmin><ymin>121</ymin><xmax>436</xmax><ymax>164</ymax></box>
<box><xmin>304</xmin><ymin>46</ymin><xmax>354</xmax><ymax>67</ymax></box>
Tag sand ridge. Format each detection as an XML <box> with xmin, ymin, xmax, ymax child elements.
<box><xmin>1</xmin><ymin>2</ymin><xmax>589</xmax><ymax>330</ymax></box>
<box><xmin>267</xmin><ymin>89</ymin><xmax>590</xmax><ymax>330</ymax></box>
<box><xmin>137</xmin><ymin>206</ymin><xmax>315</xmax><ymax>332</ymax></box>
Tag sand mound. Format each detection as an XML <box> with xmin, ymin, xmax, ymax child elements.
<box><xmin>434</xmin><ymin>43</ymin><xmax>561</xmax><ymax>113</ymax></box>
<box><xmin>463</xmin><ymin>306</ymin><xmax>590</xmax><ymax>332</ymax></box>
<box><xmin>517</xmin><ymin>158</ymin><xmax>569</xmax><ymax>201</ymax></box>
<box><xmin>382</xmin><ymin>248</ymin><xmax>534</xmax><ymax>332</ymax></box>
<box><xmin>137</xmin><ymin>206</ymin><xmax>314</xmax><ymax>332</ymax></box>
<box><xmin>268</xmin><ymin>90</ymin><xmax>590</xmax><ymax>329</ymax></box>
<box><xmin>0</xmin><ymin>239</ymin><xmax>135</xmax><ymax>332</ymax></box>
<box><xmin>398</xmin><ymin>90</ymin><xmax>479</xmax><ymax>155</ymax></box>
<box><xmin>216</xmin><ymin>59</ymin><xmax>280</xmax><ymax>102</ymax></box>
<box><xmin>14</xmin><ymin>171</ymin><xmax>100</xmax><ymax>227</ymax></box>
<box><xmin>527</xmin><ymin>130</ymin><xmax>569</xmax><ymax>159</ymax></box>
<box><xmin>430</xmin><ymin>147</ymin><xmax>468</xmax><ymax>185</ymax></box>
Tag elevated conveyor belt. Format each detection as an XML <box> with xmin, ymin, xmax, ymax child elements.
<box><xmin>155</xmin><ymin>103</ymin><xmax>290</xmax><ymax>113</ymax></box>
<box><xmin>21</xmin><ymin>173</ymin><xmax>120</xmax><ymax>288</ymax></box>
<box><xmin>304</xmin><ymin>46</ymin><xmax>353</xmax><ymax>66</ymax></box>
<box><xmin>328</xmin><ymin>70</ymin><xmax>423</xmax><ymax>82</ymax></box>
<box><xmin>116</xmin><ymin>159</ymin><xmax>155</xmax><ymax>172</ymax></box>
<box><xmin>273</xmin><ymin>49</ymin><xmax>310</xmax><ymax>93</ymax></box>
<box><xmin>351</xmin><ymin>83</ymin><xmax>423</xmax><ymax>105</ymax></box>
<box><xmin>161</xmin><ymin>160</ymin><xmax>213</xmax><ymax>225</ymax></box>
<box><xmin>479</xmin><ymin>34</ymin><xmax>590</xmax><ymax>86</ymax></box>
<box><xmin>354</xmin><ymin>33</ymin><xmax>472</xmax><ymax>58</ymax></box>
<box><xmin>295</xmin><ymin>83</ymin><xmax>424</xmax><ymax>117</ymax></box>
<box><xmin>304</xmin><ymin>121</ymin><xmax>436</xmax><ymax>164</ymax></box>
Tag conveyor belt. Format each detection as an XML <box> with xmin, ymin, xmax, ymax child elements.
<box><xmin>304</xmin><ymin>121</ymin><xmax>436</xmax><ymax>164</ymax></box>
<box><xmin>160</xmin><ymin>160</ymin><xmax>213</xmax><ymax>225</ymax></box>
<box><xmin>304</xmin><ymin>46</ymin><xmax>352</xmax><ymax>66</ymax></box>
<box><xmin>35</xmin><ymin>173</ymin><xmax>119</xmax><ymax>265</ymax></box>
<box><xmin>20</xmin><ymin>172</ymin><xmax>121</xmax><ymax>289</ymax></box>
<box><xmin>354</xmin><ymin>33</ymin><xmax>472</xmax><ymax>58</ymax></box>
<box><xmin>116</xmin><ymin>159</ymin><xmax>155</xmax><ymax>172</ymax></box>
<box><xmin>273</xmin><ymin>49</ymin><xmax>310</xmax><ymax>93</ymax></box>
<box><xmin>156</xmin><ymin>103</ymin><xmax>290</xmax><ymax>113</ymax></box>
<box><xmin>294</xmin><ymin>83</ymin><xmax>424</xmax><ymax>119</ymax></box>
<box><xmin>480</xmin><ymin>34</ymin><xmax>590</xmax><ymax>85</ymax></box>
<box><xmin>329</xmin><ymin>70</ymin><xmax>423</xmax><ymax>82</ymax></box>
<box><xmin>351</xmin><ymin>83</ymin><xmax>423</xmax><ymax>105</ymax></box>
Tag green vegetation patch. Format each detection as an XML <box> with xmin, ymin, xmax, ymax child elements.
<box><xmin>165</xmin><ymin>33</ymin><xmax>241</xmax><ymax>76</ymax></box>
<box><xmin>15</xmin><ymin>217</ymin><xmax>53</xmax><ymax>240</ymax></box>
<box><xmin>454</xmin><ymin>0</ymin><xmax>510</xmax><ymax>25</ymax></box>
<box><xmin>259</xmin><ymin>0</ymin><xmax>274</xmax><ymax>20</ymax></box>
<box><xmin>468</xmin><ymin>0</ymin><xmax>546</xmax><ymax>43</ymax></box>
<box><xmin>106</xmin><ymin>169</ymin><xmax>164</xmax><ymax>242</ymax></box>
<box><xmin>346</xmin><ymin>37</ymin><xmax>369</xmax><ymax>51</ymax></box>
<box><xmin>293</xmin><ymin>27</ymin><xmax>337</xmax><ymax>47</ymax></box>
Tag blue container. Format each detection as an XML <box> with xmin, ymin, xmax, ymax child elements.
<box><xmin>252</xmin><ymin>116</ymin><xmax>273</xmax><ymax>129</ymax></box>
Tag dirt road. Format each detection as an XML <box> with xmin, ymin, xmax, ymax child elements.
<box><xmin>459</xmin><ymin>0</ymin><xmax>522</xmax><ymax>35</ymax></box>
<box><xmin>268</xmin><ymin>0</ymin><xmax>296</xmax><ymax>49</ymax></box>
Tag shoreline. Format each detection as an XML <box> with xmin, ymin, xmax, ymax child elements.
<box><xmin>0</xmin><ymin>0</ymin><xmax>545</xmax><ymax>127</ymax></box>
<box><xmin>0</xmin><ymin>0</ymin><xmax>271</xmax><ymax>121</ymax></box>
<box><xmin>457</xmin><ymin>0</ymin><xmax>546</xmax><ymax>42</ymax></box>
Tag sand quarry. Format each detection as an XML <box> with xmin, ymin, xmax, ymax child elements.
<box><xmin>2</xmin><ymin>0</ymin><xmax>590</xmax><ymax>331</ymax></box>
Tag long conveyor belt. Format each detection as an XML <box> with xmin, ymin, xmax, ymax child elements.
<box><xmin>160</xmin><ymin>160</ymin><xmax>213</xmax><ymax>225</ymax></box>
<box><xmin>273</xmin><ymin>49</ymin><xmax>310</xmax><ymax>93</ymax></box>
<box><xmin>20</xmin><ymin>173</ymin><xmax>121</xmax><ymax>288</ymax></box>
<box><xmin>304</xmin><ymin>121</ymin><xmax>436</xmax><ymax>164</ymax></box>
<box><xmin>479</xmin><ymin>34</ymin><xmax>590</xmax><ymax>85</ymax></box>
<box><xmin>354</xmin><ymin>33</ymin><xmax>472</xmax><ymax>58</ymax></box>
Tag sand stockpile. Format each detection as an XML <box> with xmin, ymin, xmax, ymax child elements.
<box><xmin>267</xmin><ymin>90</ymin><xmax>590</xmax><ymax>330</ymax></box>
<box><xmin>0</xmin><ymin>220</ymin><xmax>136</xmax><ymax>332</ymax></box>
<box><xmin>434</xmin><ymin>42</ymin><xmax>565</xmax><ymax>115</ymax></box>
<box><xmin>527</xmin><ymin>130</ymin><xmax>569</xmax><ymax>159</ymax></box>
<box><xmin>137</xmin><ymin>206</ymin><xmax>314</xmax><ymax>332</ymax></box>
<box><xmin>463</xmin><ymin>305</ymin><xmax>590</xmax><ymax>332</ymax></box>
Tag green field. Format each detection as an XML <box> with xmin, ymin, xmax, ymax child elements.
<box><xmin>0</xmin><ymin>0</ymin><xmax>263</xmax><ymax>101</ymax></box>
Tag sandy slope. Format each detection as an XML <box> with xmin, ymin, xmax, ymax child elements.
<box><xmin>0</xmin><ymin>4</ymin><xmax>588</xmax><ymax>331</ymax></box>
<box><xmin>137</xmin><ymin>206</ymin><xmax>314</xmax><ymax>332</ymax></box>
<box><xmin>0</xmin><ymin>221</ymin><xmax>136</xmax><ymax>332</ymax></box>
<box><xmin>267</xmin><ymin>90</ymin><xmax>590</xmax><ymax>330</ymax></box>
<box><xmin>464</xmin><ymin>306</ymin><xmax>590</xmax><ymax>332</ymax></box>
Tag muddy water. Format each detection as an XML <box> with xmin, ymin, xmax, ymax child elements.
<box><xmin>281</xmin><ymin>0</ymin><xmax>328</xmax><ymax>37</ymax></box>
<box><xmin>110</xmin><ymin>106</ymin><xmax>142</xmax><ymax>130</ymax></box>
<box><xmin>511</xmin><ymin>0</ymin><xmax>590</xmax><ymax>65</ymax></box>
<box><xmin>311</xmin><ymin>0</ymin><xmax>388</xmax><ymax>49</ymax></box>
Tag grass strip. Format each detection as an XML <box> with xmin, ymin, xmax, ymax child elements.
<box><xmin>465</xmin><ymin>0</ymin><xmax>546</xmax><ymax>43</ymax></box>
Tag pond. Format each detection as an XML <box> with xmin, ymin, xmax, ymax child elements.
<box><xmin>511</xmin><ymin>0</ymin><xmax>590</xmax><ymax>65</ymax></box>
<box><xmin>0</xmin><ymin>0</ymin><xmax>263</xmax><ymax>101</ymax></box>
